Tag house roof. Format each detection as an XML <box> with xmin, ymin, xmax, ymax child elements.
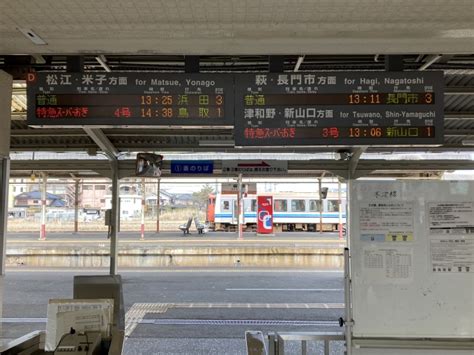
<box><xmin>14</xmin><ymin>190</ymin><xmax>66</xmax><ymax>207</ymax></box>
<box><xmin>15</xmin><ymin>190</ymin><xmax>63</xmax><ymax>200</ymax></box>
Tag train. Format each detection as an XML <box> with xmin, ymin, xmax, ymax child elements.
<box><xmin>206</xmin><ymin>192</ymin><xmax>346</xmax><ymax>232</ymax></box>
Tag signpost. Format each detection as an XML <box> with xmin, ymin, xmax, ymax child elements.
<box><xmin>257</xmin><ymin>196</ymin><xmax>274</xmax><ymax>235</ymax></box>
<box><xmin>222</xmin><ymin>160</ymin><xmax>288</xmax><ymax>174</ymax></box>
<box><xmin>221</xmin><ymin>182</ymin><xmax>257</xmax><ymax>194</ymax></box>
<box><xmin>234</xmin><ymin>72</ymin><xmax>444</xmax><ymax>146</ymax></box>
<box><xmin>170</xmin><ymin>161</ymin><xmax>214</xmax><ymax>175</ymax></box>
<box><xmin>27</xmin><ymin>73</ymin><xmax>233</xmax><ymax>126</ymax></box>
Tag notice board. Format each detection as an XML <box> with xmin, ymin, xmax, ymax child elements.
<box><xmin>27</xmin><ymin>72</ymin><xmax>233</xmax><ymax>126</ymax></box>
<box><xmin>234</xmin><ymin>72</ymin><xmax>444</xmax><ymax>146</ymax></box>
<box><xmin>350</xmin><ymin>181</ymin><xmax>474</xmax><ymax>338</ymax></box>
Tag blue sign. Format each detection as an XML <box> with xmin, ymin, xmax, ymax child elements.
<box><xmin>171</xmin><ymin>161</ymin><xmax>214</xmax><ymax>174</ymax></box>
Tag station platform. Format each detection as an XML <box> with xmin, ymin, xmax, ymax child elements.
<box><xmin>0</xmin><ymin>269</ymin><xmax>345</xmax><ymax>354</ymax></box>
<box><xmin>6</xmin><ymin>231</ymin><xmax>345</xmax><ymax>270</ymax></box>
<box><xmin>6</xmin><ymin>231</ymin><xmax>346</xmax><ymax>244</ymax></box>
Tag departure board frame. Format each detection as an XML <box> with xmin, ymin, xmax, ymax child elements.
<box><xmin>27</xmin><ymin>73</ymin><xmax>234</xmax><ymax>126</ymax></box>
<box><xmin>234</xmin><ymin>72</ymin><xmax>444</xmax><ymax>146</ymax></box>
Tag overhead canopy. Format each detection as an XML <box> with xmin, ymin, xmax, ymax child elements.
<box><xmin>0</xmin><ymin>1</ymin><xmax>473</xmax><ymax>55</ymax></box>
<box><xmin>1</xmin><ymin>0</ymin><xmax>473</xmax><ymax>178</ymax></box>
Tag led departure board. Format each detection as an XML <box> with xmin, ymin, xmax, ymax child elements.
<box><xmin>27</xmin><ymin>73</ymin><xmax>233</xmax><ymax>126</ymax></box>
<box><xmin>234</xmin><ymin>72</ymin><xmax>444</xmax><ymax>146</ymax></box>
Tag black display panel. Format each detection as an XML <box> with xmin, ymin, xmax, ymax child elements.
<box><xmin>27</xmin><ymin>73</ymin><xmax>233</xmax><ymax>126</ymax></box>
<box><xmin>234</xmin><ymin>72</ymin><xmax>444</xmax><ymax>146</ymax></box>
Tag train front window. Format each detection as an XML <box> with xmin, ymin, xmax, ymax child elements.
<box><xmin>327</xmin><ymin>200</ymin><xmax>339</xmax><ymax>212</ymax></box>
<box><xmin>309</xmin><ymin>200</ymin><xmax>322</xmax><ymax>211</ymax></box>
<box><xmin>274</xmin><ymin>199</ymin><xmax>287</xmax><ymax>212</ymax></box>
<box><xmin>291</xmin><ymin>200</ymin><xmax>306</xmax><ymax>212</ymax></box>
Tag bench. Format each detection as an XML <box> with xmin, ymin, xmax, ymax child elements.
<box><xmin>179</xmin><ymin>217</ymin><xmax>193</xmax><ymax>235</ymax></box>
<box><xmin>194</xmin><ymin>217</ymin><xmax>208</xmax><ymax>234</ymax></box>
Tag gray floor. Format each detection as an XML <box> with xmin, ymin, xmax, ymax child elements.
<box><xmin>0</xmin><ymin>269</ymin><xmax>345</xmax><ymax>354</ymax></box>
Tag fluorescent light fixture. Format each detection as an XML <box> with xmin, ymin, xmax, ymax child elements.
<box><xmin>294</xmin><ymin>55</ymin><xmax>305</xmax><ymax>72</ymax></box>
<box><xmin>419</xmin><ymin>55</ymin><xmax>442</xmax><ymax>71</ymax></box>
<box><xmin>199</xmin><ymin>140</ymin><xmax>234</xmax><ymax>147</ymax></box>
<box><xmin>17</xmin><ymin>28</ymin><xmax>47</xmax><ymax>45</ymax></box>
<box><xmin>95</xmin><ymin>55</ymin><xmax>111</xmax><ymax>72</ymax></box>
<box><xmin>462</xmin><ymin>139</ymin><xmax>474</xmax><ymax>146</ymax></box>
<box><xmin>32</xmin><ymin>54</ymin><xmax>46</xmax><ymax>64</ymax></box>
<box><xmin>440</xmin><ymin>29</ymin><xmax>474</xmax><ymax>38</ymax></box>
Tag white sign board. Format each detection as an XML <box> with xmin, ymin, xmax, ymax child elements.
<box><xmin>221</xmin><ymin>182</ymin><xmax>257</xmax><ymax>194</ymax></box>
<box><xmin>221</xmin><ymin>160</ymin><xmax>287</xmax><ymax>174</ymax></box>
<box><xmin>350</xmin><ymin>181</ymin><xmax>474</xmax><ymax>339</ymax></box>
<box><xmin>45</xmin><ymin>299</ymin><xmax>113</xmax><ymax>351</ymax></box>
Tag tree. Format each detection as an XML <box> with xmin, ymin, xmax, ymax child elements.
<box><xmin>192</xmin><ymin>185</ymin><xmax>215</xmax><ymax>210</ymax></box>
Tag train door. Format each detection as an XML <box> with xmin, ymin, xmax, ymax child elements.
<box><xmin>206</xmin><ymin>195</ymin><xmax>215</xmax><ymax>223</ymax></box>
<box><xmin>231</xmin><ymin>200</ymin><xmax>238</xmax><ymax>225</ymax></box>
<box><xmin>220</xmin><ymin>198</ymin><xmax>238</xmax><ymax>226</ymax></box>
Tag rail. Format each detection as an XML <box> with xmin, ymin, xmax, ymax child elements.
<box><xmin>268</xmin><ymin>331</ymin><xmax>345</xmax><ymax>355</ymax></box>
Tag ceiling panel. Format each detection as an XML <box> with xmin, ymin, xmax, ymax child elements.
<box><xmin>1</xmin><ymin>0</ymin><xmax>473</xmax><ymax>54</ymax></box>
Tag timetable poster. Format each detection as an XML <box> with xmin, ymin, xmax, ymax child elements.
<box><xmin>359</xmin><ymin>201</ymin><xmax>414</xmax><ymax>242</ymax></box>
<box><xmin>234</xmin><ymin>72</ymin><xmax>444</xmax><ymax>146</ymax></box>
<box><xmin>428</xmin><ymin>201</ymin><xmax>474</xmax><ymax>273</ymax></box>
<box><xmin>27</xmin><ymin>73</ymin><xmax>234</xmax><ymax>126</ymax></box>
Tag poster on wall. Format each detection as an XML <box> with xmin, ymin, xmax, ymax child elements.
<box><xmin>359</xmin><ymin>201</ymin><xmax>414</xmax><ymax>242</ymax></box>
<box><xmin>430</xmin><ymin>239</ymin><xmax>473</xmax><ymax>273</ymax></box>
<box><xmin>428</xmin><ymin>201</ymin><xmax>474</xmax><ymax>273</ymax></box>
<box><xmin>428</xmin><ymin>202</ymin><xmax>474</xmax><ymax>235</ymax></box>
<box><xmin>362</xmin><ymin>246</ymin><xmax>414</xmax><ymax>284</ymax></box>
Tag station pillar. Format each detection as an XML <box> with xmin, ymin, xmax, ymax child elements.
<box><xmin>156</xmin><ymin>178</ymin><xmax>160</xmax><ymax>233</ymax></box>
<box><xmin>140</xmin><ymin>178</ymin><xmax>145</xmax><ymax>240</ymax></box>
<box><xmin>0</xmin><ymin>70</ymin><xmax>12</xmax><ymax>275</ymax></box>
<box><xmin>318</xmin><ymin>178</ymin><xmax>323</xmax><ymax>234</ymax></box>
<box><xmin>109</xmin><ymin>161</ymin><xmax>119</xmax><ymax>275</ymax></box>
<box><xmin>74</xmin><ymin>179</ymin><xmax>80</xmax><ymax>234</ymax></box>
<box><xmin>237</xmin><ymin>174</ymin><xmax>243</xmax><ymax>239</ymax></box>
<box><xmin>39</xmin><ymin>173</ymin><xmax>47</xmax><ymax>240</ymax></box>
<box><xmin>338</xmin><ymin>179</ymin><xmax>343</xmax><ymax>240</ymax></box>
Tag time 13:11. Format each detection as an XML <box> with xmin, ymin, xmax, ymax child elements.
<box><xmin>348</xmin><ymin>94</ymin><xmax>381</xmax><ymax>104</ymax></box>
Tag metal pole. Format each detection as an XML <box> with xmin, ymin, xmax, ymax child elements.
<box><xmin>237</xmin><ymin>173</ymin><xmax>243</xmax><ymax>239</ymax></box>
<box><xmin>109</xmin><ymin>161</ymin><xmax>119</xmax><ymax>275</ymax></box>
<box><xmin>156</xmin><ymin>178</ymin><xmax>161</xmax><ymax>233</ymax></box>
<box><xmin>344</xmin><ymin>171</ymin><xmax>353</xmax><ymax>355</ymax></box>
<box><xmin>39</xmin><ymin>172</ymin><xmax>47</xmax><ymax>240</ymax></box>
<box><xmin>302</xmin><ymin>340</ymin><xmax>307</xmax><ymax>355</ymax></box>
<box><xmin>74</xmin><ymin>179</ymin><xmax>79</xmax><ymax>234</ymax></box>
<box><xmin>0</xmin><ymin>158</ymin><xmax>10</xmax><ymax>275</ymax></box>
<box><xmin>0</xmin><ymin>70</ymin><xmax>12</xmax><ymax>276</ymax></box>
<box><xmin>338</xmin><ymin>179</ymin><xmax>343</xmax><ymax>240</ymax></box>
<box><xmin>318</xmin><ymin>178</ymin><xmax>323</xmax><ymax>234</ymax></box>
<box><xmin>344</xmin><ymin>247</ymin><xmax>353</xmax><ymax>355</ymax></box>
<box><xmin>140</xmin><ymin>178</ymin><xmax>145</xmax><ymax>240</ymax></box>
